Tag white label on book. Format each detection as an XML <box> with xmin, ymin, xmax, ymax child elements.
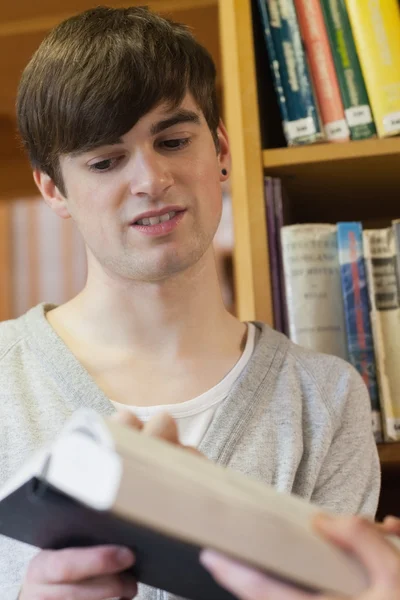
<box><xmin>383</xmin><ymin>112</ymin><xmax>400</xmax><ymax>134</ymax></box>
<box><xmin>324</xmin><ymin>119</ymin><xmax>349</xmax><ymax>141</ymax></box>
<box><xmin>285</xmin><ymin>117</ymin><xmax>316</xmax><ymax>142</ymax></box>
<box><xmin>345</xmin><ymin>106</ymin><xmax>373</xmax><ymax>127</ymax></box>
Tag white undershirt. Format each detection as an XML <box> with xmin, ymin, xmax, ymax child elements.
<box><xmin>111</xmin><ymin>323</ymin><xmax>256</xmax><ymax>447</ymax></box>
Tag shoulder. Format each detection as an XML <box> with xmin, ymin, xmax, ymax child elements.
<box><xmin>254</xmin><ymin>322</ymin><xmax>368</xmax><ymax>420</ymax></box>
<box><xmin>0</xmin><ymin>304</ymin><xmax>46</xmax><ymax>363</ymax></box>
<box><xmin>0</xmin><ymin>315</ymin><xmax>29</xmax><ymax>361</ymax></box>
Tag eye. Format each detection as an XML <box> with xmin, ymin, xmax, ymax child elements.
<box><xmin>88</xmin><ymin>157</ymin><xmax>122</xmax><ymax>173</ymax></box>
<box><xmin>159</xmin><ymin>138</ymin><xmax>191</xmax><ymax>151</ymax></box>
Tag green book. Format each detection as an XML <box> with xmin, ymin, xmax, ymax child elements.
<box><xmin>320</xmin><ymin>0</ymin><xmax>377</xmax><ymax>140</ymax></box>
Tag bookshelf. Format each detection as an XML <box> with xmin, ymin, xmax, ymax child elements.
<box><xmin>219</xmin><ymin>0</ymin><xmax>400</xmax><ymax>507</ymax></box>
<box><xmin>219</xmin><ymin>0</ymin><xmax>400</xmax><ymax>323</ymax></box>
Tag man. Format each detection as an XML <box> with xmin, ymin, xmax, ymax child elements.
<box><xmin>0</xmin><ymin>6</ymin><xmax>379</xmax><ymax>600</ymax></box>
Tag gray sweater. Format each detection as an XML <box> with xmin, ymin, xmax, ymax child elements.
<box><xmin>0</xmin><ymin>304</ymin><xmax>380</xmax><ymax>600</ymax></box>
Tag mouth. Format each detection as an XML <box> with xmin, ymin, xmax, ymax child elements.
<box><xmin>134</xmin><ymin>210</ymin><xmax>180</xmax><ymax>226</ymax></box>
<box><xmin>130</xmin><ymin>208</ymin><xmax>186</xmax><ymax>236</ymax></box>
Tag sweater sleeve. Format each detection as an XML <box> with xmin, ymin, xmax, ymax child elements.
<box><xmin>310</xmin><ymin>378</ymin><xmax>381</xmax><ymax>518</ymax></box>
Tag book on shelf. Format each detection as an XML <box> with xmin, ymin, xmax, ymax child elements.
<box><xmin>293</xmin><ymin>0</ymin><xmax>350</xmax><ymax>142</ymax></box>
<box><xmin>256</xmin><ymin>0</ymin><xmax>323</xmax><ymax>146</ymax></box>
<box><xmin>320</xmin><ymin>0</ymin><xmax>377</xmax><ymax>141</ymax></box>
<box><xmin>363</xmin><ymin>228</ymin><xmax>400</xmax><ymax>442</ymax></box>
<box><xmin>264</xmin><ymin>177</ymin><xmax>284</xmax><ymax>331</ymax></box>
<box><xmin>344</xmin><ymin>0</ymin><xmax>400</xmax><ymax>138</ymax></box>
<box><xmin>280</xmin><ymin>223</ymin><xmax>348</xmax><ymax>359</ymax></box>
<box><xmin>337</xmin><ymin>222</ymin><xmax>382</xmax><ymax>442</ymax></box>
<box><xmin>0</xmin><ymin>407</ymin><xmax>392</xmax><ymax>600</ymax></box>
<box><xmin>273</xmin><ymin>177</ymin><xmax>290</xmax><ymax>336</ymax></box>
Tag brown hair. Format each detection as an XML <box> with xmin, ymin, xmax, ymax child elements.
<box><xmin>16</xmin><ymin>6</ymin><xmax>219</xmax><ymax>196</ymax></box>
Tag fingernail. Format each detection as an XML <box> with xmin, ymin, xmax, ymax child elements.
<box><xmin>116</xmin><ymin>547</ymin><xmax>135</xmax><ymax>565</ymax></box>
<box><xmin>200</xmin><ymin>550</ymin><xmax>219</xmax><ymax>569</ymax></box>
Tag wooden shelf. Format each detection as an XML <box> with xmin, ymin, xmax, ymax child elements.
<box><xmin>262</xmin><ymin>137</ymin><xmax>400</xmax><ymax>223</ymax></box>
<box><xmin>378</xmin><ymin>443</ymin><xmax>400</xmax><ymax>469</ymax></box>
<box><xmin>263</xmin><ymin>136</ymin><xmax>400</xmax><ymax>170</ymax></box>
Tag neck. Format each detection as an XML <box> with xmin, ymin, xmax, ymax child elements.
<box><xmin>54</xmin><ymin>248</ymin><xmax>243</xmax><ymax>359</ymax></box>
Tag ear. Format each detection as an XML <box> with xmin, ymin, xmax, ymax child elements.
<box><xmin>33</xmin><ymin>170</ymin><xmax>71</xmax><ymax>219</ymax></box>
<box><xmin>216</xmin><ymin>119</ymin><xmax>231</xmax><ymax>183</ymax></box>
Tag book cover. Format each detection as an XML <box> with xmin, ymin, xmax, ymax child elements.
<box><xmin>363</xmin><ymin>228</ymin><xmax>400</xmax><ymax>442</ymax></box>
<box><xmin>293</xmin><ymin>0</ymin><xmax>350</xmax><ymax>142</ymax></box>
<box><xmin>0</xmin><ymin>408</ymin><xmax>375</xmax><ymax>598</ymax></box>
<box><xmin>261</xmin><ymin>0</ymin><xmax>323</xmax><ymax>145</ymax></box>
<box><xmin>345</xmin><ymin>0</ymin><xmax>400</xmax><ymax>138</ymax></box>
<box><xmin>320</xmin><ymin>0</ymin><xmax>377</xmax><ymax>141</ymax></box>
<box><xmin>280</xmin><ymin>224</ymin><xmax>348</xmax><ymax>359</ymax></box>
<box><xmin>337</xmin><ymin>223</ymin><xmax>382</xmax><ymax>442</ymax></box>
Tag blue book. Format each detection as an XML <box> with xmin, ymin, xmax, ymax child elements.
<box><xmin>256</xmin><ymin>0</ymin><xmax>323</xmax><ymax>145</ymax></box>
<box><xmin>337</xmin><ymin>222</ymin><xmax>382</xmax><ymax>442</ymax></box>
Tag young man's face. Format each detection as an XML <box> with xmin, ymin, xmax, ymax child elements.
<box><xmin>39</xmin><ymin>93</ymin><xmax>230</xmax><ymax>283</ymax></box>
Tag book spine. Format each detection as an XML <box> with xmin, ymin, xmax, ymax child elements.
<box><xmin>264</xmin><ymin>177</ymin><xmax>284</xmax><ymax>332</ymax></box>
<box><xmin>280</xmin><ymin>224</ymin><xmax>348</xmax><ymax>359</ymax></box>
<box><xmin>256</xmin><ymin>0</ymin><xmax>291</xmax><ymax>142</ymax></box>
<box><xmin>345</xmin><ymin>0</ymin><xmax>400</xmax><ymax>138</ymax></box>
<box><xmin>337</xmin><ymin>222</ymin><xmax>382</xmax><ymax>442</ymax></box>
<box><xmin>267</xmin><ymin>0</ymin><xmax>323</xmax><ymax>144</ymax></box>
<box><xmin>363</xmin><ymin>228</ymin><xmax>400</xmax><ymax>442</ymax></box>
<box><xmin>293</xmin><ymin>0</ymin><xmax>350</xmax><ymax>142</ymax></box>
<box><xmin>320</xmin><ymin>0</ymin><xmax>377</xmax><ymax>140</ymax></box>
<box><xmin>273</xmin><ymin>178</ymin><xmax>290</xmax><ymax>337</ymax></box>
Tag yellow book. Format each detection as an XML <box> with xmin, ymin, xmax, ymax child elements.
<box><xmin>345</xmin><ymin>0</ymin><xmax>400</xmax><ymax>138</ymax></box>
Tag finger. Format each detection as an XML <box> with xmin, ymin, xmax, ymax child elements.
<box><xmin>313</xmin><ymin>514</ymin><xmax>400</xmax><ymax>586</ymax></box>
<box><xmin>200</xmin><ymin>551</ymin><xmax>315</xmax><ymax>600</ymax></box>
<box><xmin>182</xmin><ymin>444</ymin><xmax>206</xmax><ymax>459</ymax></box>
<box><xmin>29</xmin><ymin>573</ymin><xmax>138</xmax><ymax>600</ymax></box>
<box><xmin>382</xmin><ymin>516</ymin><xmax>400</xmax><ymax>536</ymax></box>
<box><xmin>27</xmin><ymin>546</ymin><xmax>135</xmax><ymax>584</ymax></box>
<box><xmin>111</xmin><ymin>409</ymin><xmax>144</xmax><ymax>430</ymax></box>
<box><xmin>142</xmin><ymin>412</ymin><xmax>180</xmax><ymax>445</ymax></box>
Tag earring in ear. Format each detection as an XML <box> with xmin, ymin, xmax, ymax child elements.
<box><xmin>221</xmin><ymin>168</ymin><xmax>228</xmax><ymax>176</ymax></box>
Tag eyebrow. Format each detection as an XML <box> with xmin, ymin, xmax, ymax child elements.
<box><xmin>150</xmin><ymin>109</ymin><xmax>201</xmax><ymax>136</ymax></box>
<box><xmin>71</xmin><ymin>109</ymin><xmax>201</xmax><ymax>159</ymax></box>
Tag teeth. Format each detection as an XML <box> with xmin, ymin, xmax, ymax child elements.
<box><xmin>136</xmin><ymin>211</ymin><xmax>177</xmax><ymax>226</ymax></box>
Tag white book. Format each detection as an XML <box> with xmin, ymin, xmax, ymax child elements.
<box><xmin>281</xmin><ymin>224</ymin><xmax>348</xmax><ymax>358</ymax></box>
<box><xmin>363</xmin><ymin>228</ymin><xmax>400</xmax><ymax>441</ymax></box>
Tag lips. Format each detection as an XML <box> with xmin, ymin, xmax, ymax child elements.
<box><xmin>131</xmin><ymin>207</ymin><xmax>185</xmax><ymax>226</ymax></box>
<box><xmin>130</xmin><ymin>208</ymin><xmax>186</xmax><ymax>237</ymax></box>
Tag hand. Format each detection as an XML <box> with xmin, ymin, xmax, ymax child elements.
<box><xmin>200</xmin><ymin>514</ymin><xmax>400</xmax><ymax>600</ymax></box>
<box><xmin>20</xmin><ymin>544</ymin><xmax>137</xmax><ymax>599</ymax></box>
<box><xmin>112</xmin><ymin>409</ymin><xmax>203</xmax><ymax>457</ymax></box>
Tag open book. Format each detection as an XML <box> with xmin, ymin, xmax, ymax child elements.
<box><xmin>0</xmin><ymin>408</ymin><xmax>379</xmax><ymax>599</ymax></box>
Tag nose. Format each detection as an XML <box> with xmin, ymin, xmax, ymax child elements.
<box><xmin>128</xmin><ymin>150</ymin><xmax>174</xmax><ymax>199</ymax></box>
